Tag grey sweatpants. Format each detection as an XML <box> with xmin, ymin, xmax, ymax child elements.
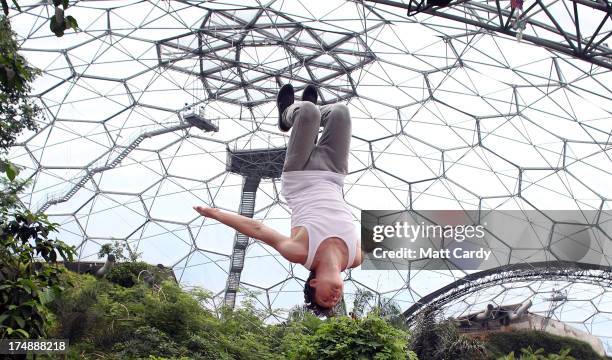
<box><xmin>281</xmin><ymin>101</ymin><xmax>351</xmax><ymax>175</ymax></box>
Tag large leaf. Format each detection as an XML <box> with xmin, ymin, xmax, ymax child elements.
<box><xmin>5</xmin><ymin>161</ymin><xmax>18</xmax><ymax>181</ymax></box>
<box><xmin>13</xmin><ymin>328</ymin><xmax>29</xmax><ymax>338</ymax></box>
<box><xmin>65</xmin><ymin>15</ymin><xmax>78</xmax><ymax>30</ymax></box>
<box><xmin>13</xmin><ymin>315</ymin><xmax>25</xmax><ymax>328</ymax></box>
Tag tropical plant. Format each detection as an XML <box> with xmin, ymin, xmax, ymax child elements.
<box><xmin>0</xmin><ymin>207</ymin><xmax>75</xmax><ymax>339</ymax></box>
<box><xmin>50</xmin><ymin>272</ymin><xmax>281</xmax><ymax>359</ymax></box>
<box><xmin>348</xmin><ymin>289</ymin><xmax>407</xmax><ymax>330</ymax></box>
<box><xmin>0</xmin><ymin>15</ymin><xmax>39</xmax><ymax>154</ymax></box>
<box><xmin>105</xmin><ymin>261</ymin><xmax>170</xmax><ymax>288</ymax></box>
<box><xmin>0</xmin><ymin>12</ymin><xmax>76</xmax><ymax>342</ymax></box>
<box><xmin>409</xmin><ymin>310</ymin><xmax>487</xmax><ymax>360</ymax></box>
<box><xmin>486</xmin><ymin>330</ymin><xmax>603</xmax><ymax>360</ymax></box>
<box><xmin>279</xmin><ymin>312</ymin><xmax>413</xmax><ymax>360</ymax></box>
<box><xmin>498</xmin><ymin>346</ymin><xmax>576</xmax><ymax>360</ymax></box>
<box><xmin>48</xmin><ymin>269</ymin><xmax>422</xmax><ymax>360</ymax></box>
<box><xmin>98</xmin><ymin>242</ymin><xmax>141</xmax><ymax>262</ymax></box>
<box><xmin>351</xmin><ymin>287</ymin><xmax>374</xmax><ymax>318</ymax></box>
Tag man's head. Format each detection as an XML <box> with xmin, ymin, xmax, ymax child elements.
<box><xmin>304</xmin><ymin>270</ymin><xmax>344</xmax><ymax>316</ymax></box>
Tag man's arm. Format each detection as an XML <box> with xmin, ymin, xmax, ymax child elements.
<box><xmin>350</xmin><ymin>241</ymin><xmax>364</xmax><ymax>268</ymax></box>
<box><xmin>193</xmin><ymin>206</ymin><xmax>289</xmax><ymax>249</ymax></box>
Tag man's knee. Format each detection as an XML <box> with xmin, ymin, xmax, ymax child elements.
<box><xmin>329</xmin><ymin>103</ymin><xmax>351</xmax><ymax>127</ymax></box>
<box><xmin>294</xmin><ymin>101</ymin><xmax>320</xmax><ymax>122</ymax></box>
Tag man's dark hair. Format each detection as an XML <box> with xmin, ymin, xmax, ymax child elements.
<box><xmin>304</xmin><ymin>270</ymin><xmax>336</xmax><ymax>317</ymax></box>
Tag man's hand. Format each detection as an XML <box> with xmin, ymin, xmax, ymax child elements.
<box><xmin>193</xmin><ymin>206</ymin><xmax>221</xmax><ymax>218</ymax></box>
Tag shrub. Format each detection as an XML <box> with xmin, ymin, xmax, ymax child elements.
<box><xmin>485</xmin><ymin>330</ymin><xmax>603</xmax><ymax>360</ymax></box>
<box><xmin>48</xmin><ymin>272</ymin><xmax>112</xmax><ymax>344</ymax></box>
<box><xmin>49</xmin><ymin>270</ymin><xmax>421</xmax><ymax>360</ymax></box>
<box><xmin>141</xmin><ymin>281</ymin><xmax>210</xmax><ymax>340</ymax></box>
<box><xmin>498</xmin><ymin>346</ymin><xmax>577</xmax><ymax>359</ymax></box>
<box><xmin>184</xmin><ymin>333</ymin><xmax>231</xmax><ymax>360</ymax></box>
<box><xmin>410</xmin><ymin>313</ymin><xmax>487</xmax><ymax>360</ymax></box>
<box><xmin>112</xmin><ymin>325</ymin><xmax>187</xmax><ymax>359</ymax></box>
<box><xmin>282</xmin><ymin>314</ymin><xmax>412</xmax><ymax>360</ymax></box>
<box><xmin>0</xmin><ymin>208</ymin><xmax>75</xmax><ymax>340</ymax></box>
<box><xmin>105</xmin><ymin>261</ymin><xmax>172</xmax><ymax>288</ymax></box>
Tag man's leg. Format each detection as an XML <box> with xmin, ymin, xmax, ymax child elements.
<box><xmin>304</xmin><ymin>103</ymin><xmax>351</xmax><ymax>175</ymax></box>
<box><xmin>282</xmin><ymin>101</ymin><xmax>322</xmax><ymax>172</ymax></box>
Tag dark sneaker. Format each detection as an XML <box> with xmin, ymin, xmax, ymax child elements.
<box><xmin>302</xmin><ymin>84</ymin><xmax>318</xmax><ymax>105</ymax></box>
<box><xmin>277</xmin><ymin>83</ymin><xmax>295</xmax><ymax>132</ymax></box>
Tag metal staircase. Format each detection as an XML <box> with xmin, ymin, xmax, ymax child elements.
<box><xmin>224</xmin><ymin>176</ymin><xmax>260</xmax><ymax>308</ymax></box>
<box><xmin>222</xmin><ymin>146</ymin><xmax>286</xmax><ymax>308</ymax></box>
<box><xmin>37</xmin><ymin>123</ymin><xmax>192</xmax><ymax>213</ymax></box>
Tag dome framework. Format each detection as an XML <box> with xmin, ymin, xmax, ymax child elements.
<box><xmin>368</xmin><ymin>0</ymin><xmax>612</xmax><ymax>70</ymax></box>
<box><xmin>6</xmin><ymin>0</ymin><xmax>612</xmax><ymax>353</ymax></box>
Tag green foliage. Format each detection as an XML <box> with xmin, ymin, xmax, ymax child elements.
<box><xmin>352</xmin><ymin>287</ymin><xmax>374</xmax><ymax>319</ymax></box>
<box><xmin>0</xmin><ymin>10</ymin><xmax>77</xmax><ymax>344</ymax></box>
<box><xmin>141</xmin><ymin>281</ymin><xmax>210</xmax><ymax>339</ymax></box>
<box><xmin>98</xmin><ymin>242</ymin><xmax>141</xmax><ymax>262</ymax></box>
<box><xmin>48</xmin><ymin>271</ymin><xmax>417</xmax><ymax>360</ymax></box>
<box><xmin>486</xmin><ymin>330</ymin><xmax>604</xmax><ymax>360</ymax></box>
<box><xmin>47</xmin><ymin>271</ymin><xmax>612</xmax><ymax>360</ymax></box>
<box><xmin>0</xmin><ymin>207</ymin><xmax>76</xmax><ymax>339</ymax></box>
<box><xmin>279</xmin><ymin>313</ymin><xmax>412</xmax><ymax>359</ymax></box>
<box><xmin>48</xmin><ymin>272</ymin><xmax>106</xmax><ymax>343</ymax></box>
<box><xmin>105</xmin><ymin>261</ymin><xmax>171</xmax><ymax>288</ymax></box>
<box><xmin>348</xmin><ymin>289</ymin><xmax>408</xmax><ymax>332</ymax></box>
<box><xmin>0</xmin><ymin>16</ymin><xmax>40</xmax><ymax>153</ymax></box>
<box><xmin>410</xmin><ymin>312</ymin><xmax>487</xmax><ymax>360</ymax></box>
<box><xmin>50</xmin><ymin>272</ymin><xmax>277</xmax><ymax>359</ymax></box>
<box><xmin>0</xmin><ymin>148</ymin><xmax>76</xmax><ymax>341</ymax></box>
<box><xmin>1</xmin><ymin>16</ymin><xmax>75</xmax><ymax>297</ymax></box>
<box><xmin>112</xmin><ymin>325</ymin><xmax>187</xmax><ymax>359</ymax></box>
<box><xmin>0</xmin><ymin>161</ymin><xmax>27</xmax><ymax>208</ymax></box>
<box><xmin>498</xmin><ymin>346</ymin><xmax>576</xmax><ymax>360</ymax></box>
<box><xmin>198</xmin><ymin>292</ymin><xmax>286</xmax><ymax>359</ymax></box>
<box><xmin>369</xmin><ymin>301</ymin><xmax>407</xmax><ymax>331</ymax></box>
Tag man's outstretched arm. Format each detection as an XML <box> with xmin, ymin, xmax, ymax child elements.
<box><xmin>193</xmin><ymin>206</ymin><xmax>288</xmax><ymax>249</ymax></box>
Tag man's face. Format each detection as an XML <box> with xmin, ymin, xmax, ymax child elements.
<box><xmin>311</xmin><ymin>276</ymin><xmax>344</xmax><ymax>308</ymax></box>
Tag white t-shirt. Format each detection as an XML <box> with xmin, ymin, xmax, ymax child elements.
<box><xmin>280</xmin><ymin>170</ymin><xmax>360</xmax><ymax>270</ymax></box>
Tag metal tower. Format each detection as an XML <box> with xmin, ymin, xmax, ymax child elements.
<box><xmin>223</xmin><ymin>146</ymin><xmax>286</xmax><ymax>308</ymax></box>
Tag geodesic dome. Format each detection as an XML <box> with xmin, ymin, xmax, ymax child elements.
<box><xmin>6</xmin><ymin>0</ymin><xmax>612</xmax><ymax>352</ymax></box>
